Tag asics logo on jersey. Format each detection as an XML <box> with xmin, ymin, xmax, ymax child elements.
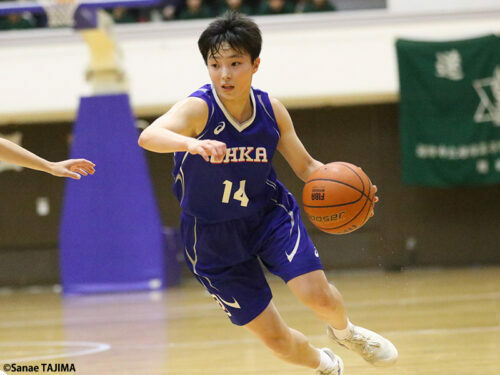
<box><xmin>214</xmin><ymin>121</ymin><xmax>226</xmax><ymax>135</ymax></box>
<box><xmin>210</xmin><ymin>146</ymin><xmax>268</xmax><ymax>164</ymax></box>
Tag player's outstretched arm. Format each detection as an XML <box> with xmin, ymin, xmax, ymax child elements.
<box><xmin>0</xmin><ymin>137</ymin><xmax>95</xmax><ymax>180</ymax></box>
<box><xmin>272</xmin><ymin>98</ymin><xmax>323</xmax><ymax>182</ymax></box>
<box><xmin>138</xmin><ymin>97</ymin><xmax>226</xmax><ymax>161</ymax></box>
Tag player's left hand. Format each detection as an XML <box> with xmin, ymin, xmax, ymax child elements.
<box><xmin>49</xmin><ymin>159</ymin><xmax>96</xmax><ymax>179</ymax></box>
<box><xmin>370</xmin><ymin>185</ymin><xmax>379</xmax><ymax>217</ymax></box>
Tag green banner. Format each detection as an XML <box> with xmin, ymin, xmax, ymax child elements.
<box><xmin>396</xmin><ymin>34</ymin><xmax>500</xmax><ymax>186</ymax></box>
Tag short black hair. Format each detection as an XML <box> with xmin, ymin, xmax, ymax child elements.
<box><xmin>198</xmin><ymin>11</ymin><xmax>262</xmax><ymax>64</ymax></box>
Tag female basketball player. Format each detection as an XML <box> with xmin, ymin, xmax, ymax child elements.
<box><xmin>0</xmin><ymin>137</ymin><xmax>95</xmax><ymax>179</ymax></box>
<box><xmin>139</xmin><ymin>11</ymin><xmax>397</xmax><ymax>375</ymax></box>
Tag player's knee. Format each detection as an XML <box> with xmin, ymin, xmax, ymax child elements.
<box><xmin>302</xmin><ymin>287</ymin><xmax>337</xmax><ymax>311</ymax></box>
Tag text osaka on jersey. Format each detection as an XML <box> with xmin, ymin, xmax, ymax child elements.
<box><xmin>209</xmin><ymin>146</ymin><xmax>268</xmax><ymax>164</ymax></box>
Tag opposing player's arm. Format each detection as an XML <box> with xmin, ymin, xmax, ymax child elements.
<box><xmin>272</xmin><ymin>98</ymin><xmax>323</xmax><ymax>182</ymax></box>
<box><xmin>0</xmin><ymin>138</ymin><xmax>95</xmax><ymax>179</ymax></box>
<box><xmin>138</xmin><ymin>97</ymin><xmax>226</xmax><ymax>161</ymax></box>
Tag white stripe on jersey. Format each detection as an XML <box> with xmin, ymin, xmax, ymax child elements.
<box><xmin>211</xmin><ymin>85</ymin><xmax>257</xmax><ymax>132</ymax></box>
<box><xmin>271</xmin><ymin>199</ymin><xmax>302</xmax><ymax>262</ymax></box>
<box><xmin>185</xmin><ymin>217</ymin><xmax>219</xmax><ymax>291</ymax></box>
<box><xmin>257</xmin><ymin>94</ymin><xmax>276</xmax><ymax>124</ymax></box>
<box><xmin>266</xmin><ymin>179</ymin><xmax>277</xmax><ymax>190</ymax></box>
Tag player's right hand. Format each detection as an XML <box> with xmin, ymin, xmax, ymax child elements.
<box><xmin>49</xmin><ymin>159</ymin><xmax>96</xmax><ymax>179</ymax></box>
<box><xmin>187</xmin><ymin>139</ymin><xmax>227</xmax><ymax>162</ymax></box>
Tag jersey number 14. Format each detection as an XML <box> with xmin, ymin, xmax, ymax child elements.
<box><xmin>222</xmin><ymin>180</ymin><xmax>249</xmax><ymax>207</ymax></box>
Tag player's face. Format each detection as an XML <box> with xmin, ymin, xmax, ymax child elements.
<box><xmin>206</xmin><ymin>44</ymin><xmax>260</xmax><ymax>102</ymax></box>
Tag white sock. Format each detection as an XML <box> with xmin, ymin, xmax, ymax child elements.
<box><xmin>316</xmin><ymin>349</ymin><xmax>334</xmax><ymax>372</ymax></box>
<box><xmin>331</xmin><ymin>320</ymin><xmax>354</xmax><ymax>340</ymax></box>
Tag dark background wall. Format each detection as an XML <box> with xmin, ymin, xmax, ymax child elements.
<box><xmin>1</xmin><ymin>103</ymin><xmax>498</xmax><ymax>285</ymax></box>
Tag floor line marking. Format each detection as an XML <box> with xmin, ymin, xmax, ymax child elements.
<box><xmin>104</xmin><ymin>325</ymin><xmax>500</xmax><ymax>349</ymax></box>
<box><xmin>0</xmin><ymin>292</ymin><xmax>498</xmax><ymax>329</ymax></box>
<box><xmin>0</xmin><ymin>341</ymin><xmax>111</xmax><ymax>364</ymax></box>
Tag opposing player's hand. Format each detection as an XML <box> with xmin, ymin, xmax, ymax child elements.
<box><xmin>49</xmin><ymin>159</ymin><xmax>96</xmax><ymax>180</ymax></box>
<box><xmin>187</xmin><ymin>139</ymin><xmax>227</xmax><ymax>162</ymax></box>
<box><xmin>370</xmin><ymin>185</ymin><xmax>379</xmax><ymax>217</ymax></box>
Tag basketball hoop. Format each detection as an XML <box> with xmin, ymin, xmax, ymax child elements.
<box><xmin>40</xmin><ymin>0</ymin><xmax>80</xmax><ymax>27</ymax></box>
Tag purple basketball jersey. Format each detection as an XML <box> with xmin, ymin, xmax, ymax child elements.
<box><xmin>173</xmin><ymin>84</ymin><xmax>281</xmax><ymax>222</ymax></box>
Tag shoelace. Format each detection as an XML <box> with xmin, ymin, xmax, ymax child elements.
<box><xmin>347</xmin><ymin>333</ymin><xmax>381</xmax><ymax>360</ymax></box>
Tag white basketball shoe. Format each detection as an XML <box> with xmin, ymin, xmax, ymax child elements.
<box><xmin>316</xmin><ymin>348</ymin><xmax>344</xmax><ymax>375</ymax></box>
<box><xmin>327</xmin><ymin>325</ymin><xmax>398</xmax><ymax>367</ymax></box>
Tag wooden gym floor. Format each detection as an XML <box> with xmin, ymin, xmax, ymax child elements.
<box><xmin>0</xmin><ymin>266</ymin><xmax>498</xmax><ymax>375</ymax></box>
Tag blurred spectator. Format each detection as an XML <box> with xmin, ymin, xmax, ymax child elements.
<box><xmin>294</xmin><ymin>0</ymin><xmax>307</xmax><ymax>12</ymax></box>
<box><xmin>218</xmin><ymin>0</ymin><xmax>252</xmax><ymax>16</ymax></box>
<box><xmin>178</xmin><ymin>0</ymin><xmax>212</xmax><ymax>19</ymax></box>
<box><xmin>137</xmin><ymin>7</ymin><xmax>152</xmax><ymax>22</ymax></box>
<box><xmin>110</xmin><ymin>7</ymin><xmax>138</xmax><ymax>23</ymax></box>
<box><xmin>257</xmin><ymin>0</ymin><xmax>294</xmax><ymax>15</ymax></box>
<box><xmin>0</xmin><ymin>0</ymin><xmax>337</xmax><ymax>30</ymax></box>
<box><xmin>0</xmin><ymin>14</ymin><xmax>36</xmax><ymax>30</ymax></box>
<box><xmin>302</xmin><ymin>0</ymin><xmax>335</xmax><ymax>13</ymax></box>
<box><xmin>153</xmin><ymin>0</ymin><xmax>183</xmax><ymax>21</ymax></box>
<box><xmin>160</xmin><ymin>4</ymin><xmax>176</xmax><ymax>20</ymax></box>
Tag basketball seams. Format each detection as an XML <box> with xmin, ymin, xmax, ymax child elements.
<box><xmin>337</xmin><ymin>162</ymin><xmax>374</xmax><ymax>203</ymax></box>
<box><xmin>318</xmin><ymin>189</ymin><xmax>371</xmax><ymax>231</ymax></box>
<box><xmin>303</xmin><ymin>182</ymin><xmax>363</xmax><ymax>208</ymax></box>
<box><xmin>303</xmin><ymin>201</ymin><xmax>360</xmax><ymax>208</ymax></box>
<box><xmin>305</xmin><ymin>178</ymin><xmax>362</xmax><ymax>193</ymax></box>
<box><xmin>303</xmin><ymin>162</ymin><xmax>376</xmax><ymax>234</ymax></box>
<box><xmin>322</xmin><ymin>180</ymin><xmax>373</xmax><ymax>232</ymax></box>
<box><xmin>338</xmin><ymin>162</ymin><xmax>365</xmax><ymax>194</ymax></box>
<box><xmin>304</xmin><ymin>178</ymin><xmax>374</xmax><ymax>204</ymax></box>
<box><xmin>359</xmin><ymin>182</ymin><xmax>373</xmax><ymax>226</ymax></box>
<box><xmin>324</xmin><ymin>180</ymin><xmax>372</xmax><ymax>232</ymax></box>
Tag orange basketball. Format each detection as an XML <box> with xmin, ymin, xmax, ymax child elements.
<box><xmin>302</xmin><ymin>162</ymin><xmax>375</xmax><ymax>235</ymax></box>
